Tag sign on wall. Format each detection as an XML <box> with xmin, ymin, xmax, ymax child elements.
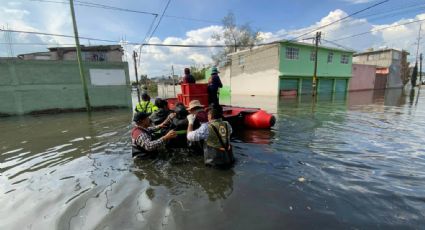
<box><xmin>89</xmin><ymin>69</ymin><xmax>126</xmax><ymax>86</ymax></box>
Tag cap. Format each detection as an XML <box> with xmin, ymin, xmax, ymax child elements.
<box><xmin>133</xmin><ymin>112</ymin><xmax>151</xmax><ymax>123</ymax></box>
<box><xmin>211</xmin><ymin>66</ymin><xmax>220</xmax><ymax>74</ymax></box>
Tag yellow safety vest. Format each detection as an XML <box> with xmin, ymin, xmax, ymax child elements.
<box><xmin>135</xmin><ymin>101</ymin><xmax>158</xmax><ymax>113</ymax></box>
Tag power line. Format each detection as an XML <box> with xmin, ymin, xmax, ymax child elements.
<box><xmin>147</xmin><ymin>0</ymin><xmax>172</xmax><ymax>42</ymax></box>
<box><xmin>332</xmin><ymin>18</ymin><xmax>425</xmax><ymax>42</ymax></box>
<box><xmin>30</xmin><ymin>0</ymin><xmax>158</xmax><ymax>16</ymax></box>
<box><xmin>321</xmin><ymin>39</ymin><xmax>357</xmax><ymax>52</ymax></box>
<box><xmin>136</xmin><ymin>15</ymin><xmax>159</xmax><ymax>66</ymax></box>
<box><xmin>137</xmin><ymin>0</ymin><xmax>171</xmax><ymax>67</ymax></box>
<box><xmin>3</xmin><ymin>17</ymin><xmax>425</xmax><ymax>49</ymax></box>
<box><xmin>355</xmin><ymin>2</ymin><xmax>425</xmax><ymax>21</ymax></box>
<box><xmin>28</xmin><ymin>0</ymin><xmax>219</xmax><ymax>23</ymax></box>
<box><xmin>289</xmin><ymin>0</ymin><xmax>389</xmax><ymax>41</ymax></box>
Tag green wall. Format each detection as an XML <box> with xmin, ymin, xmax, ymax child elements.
<box><xmin>278</xmin><ymin>42</ymin><xmax>352</xmax><ymax>95</ymax></box>
<box><xmin>279</xmin><ymin>42</ymin><xmax>353</xmax><ymax>78</ymax></box>
<box><xmin>0</xmin><ymin>60</ymin><xmax>131</xmax><ymax>115</ymax></box>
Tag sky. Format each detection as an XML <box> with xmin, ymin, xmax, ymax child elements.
<box><xmin>1</xmin><ymin>0</ymin><xmax>425</xmax><ymax>80</ymax></box>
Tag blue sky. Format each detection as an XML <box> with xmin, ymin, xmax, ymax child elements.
<box><xmin>1</xmin><ymin>0</ymin><xmax>425</xmax><ymax>78</ymax></box>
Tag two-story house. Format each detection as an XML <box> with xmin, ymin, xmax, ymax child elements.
<box><xmin>227</xmin><ymin>40</ymin><xmax>354</xmax><ymax>96</ymax></box>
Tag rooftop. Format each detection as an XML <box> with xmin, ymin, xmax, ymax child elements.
<box><xmin>228</xmin><ymin>39</ymin><xmax>355</xmax><ymax>56</ymax></box>
<box><xmin>48</xmin><ymin>45</ymin><xmax>123</xmax><ymax>52</ymax></box>
<box><xmin>354</xmin><ymin>48</ymin><xmax>409</xmax><ymax>56</ymax></box>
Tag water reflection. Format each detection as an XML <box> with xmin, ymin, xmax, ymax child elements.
<box><xmin>133</xmin><ymin>160</ymin><xmax>235</xmax><ymax>202</ymax></box>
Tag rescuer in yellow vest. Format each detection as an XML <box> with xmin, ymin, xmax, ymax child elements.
<box><xmin>135</xmin><ymin>93</ymin><xmax>158</xmax><ymax>113</ymax></box>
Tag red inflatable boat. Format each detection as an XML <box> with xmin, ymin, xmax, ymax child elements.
<box><xmin>166</xmin><ymin>84</ymin><xmax>276</xmax><ymax>129</ymax></box>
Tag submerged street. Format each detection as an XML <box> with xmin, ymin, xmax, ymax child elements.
<box><xmin>1</xmin><ymin>89</ymin><xmax>425</xmax><ymax>229</ymax></box>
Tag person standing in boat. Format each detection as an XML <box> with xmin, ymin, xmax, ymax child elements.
<box><xmin>207</xmin><ymin>66</ymin><xmax>223</xmax><ymax>105</ymax></box>
<box><xmin>186</xmin><ymin>101</ymin><xmax>234</xmax><ymax>168</ymax></box>
<box><xmin>135</xmin><ymin>93</ymin><xmax>158</xmax><ymax>113</ymax></box>
<box><xmin>181</xmin><ymin>67</ymin><xmax>196</xmax><ymax>84</ymax></box>
<box><xmin>131</xmin><ymin>112</ymin><xmax>177</xmax><ymax>159</ymax></box>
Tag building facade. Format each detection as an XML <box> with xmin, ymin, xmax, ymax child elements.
<box><xmin>350</xmin><ymin>64</ymin><xmax>377</xmax><ymax>91</ymax></box>
<box><xmin>17</xmin><ymin>45</ymin><xmax>123</xmax><ymax>62</ymax></box>
<box><xmin>353</xmin><ymin>48</ymin><xmax>409</xmax><ymax>88</ymax></box>
<box><xmin>227</xmin><ymin>41</ymin><xmax>354</xmax><ymax>96</ymax></box>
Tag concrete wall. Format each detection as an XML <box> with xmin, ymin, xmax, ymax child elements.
<box><xmin>350</xmin><ymin>64</ymin><xmax>376</xmax><ymax>91</ymax></box>
<box><xmin>157</xmin><ymin>83</ymin><xmax>182</xmax><ymax>98</ymax></box>
<box><xmin>0</xmin><ymin>60</ymin><xmax>131</xmax><ymax>115</ymax></box>
<box><xmin>387</xmin><ymin>64</ymin><xmax>403</xmax><ymax>88</ymax></box>
<box><xmin>229</xmin><ymin>45</ymin><xmax>280</xmax><ymax>96</ymax></box>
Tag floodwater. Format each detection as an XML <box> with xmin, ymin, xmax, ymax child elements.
<box><xmin>1</xmin><ymin>89</ymin><xmax>425</xmax><ymax>229</ymax></box>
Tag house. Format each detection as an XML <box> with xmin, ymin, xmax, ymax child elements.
<box><xmin>353</xmin><ymin>48</ymin><xmax>410</xmax><ymax>88</ymax></box>
<box><xmin>17</xmin><ymin>45</ymin><xmax>123</xmax><ymax>62</ymax></box>
<box><xmin>227</xmin><ymin>40</ymin><xmax>354</xmax><ymax>96</ymax></box>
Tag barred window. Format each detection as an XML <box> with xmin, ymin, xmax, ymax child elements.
<box><xmin>286</xmin><ymin>47</ymin><xmax>299</xmax><ymax>60</ymax></box>
<box><xmin>327</xmin><ymin>52</ymin><xmax>333</xmax><ymax>63</ymax></box>
<box><xmin>341</xmin><ymin>54</ymin><xmax>349</xmax><ymax>64</ymax></box>
<box><xmin>310</xmin><ymin>50</ymin><xmax>316</xmax><ymax>61</ymax></box>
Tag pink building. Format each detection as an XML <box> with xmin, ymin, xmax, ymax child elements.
<box><xmin>350</xmin><ymin>64</ymin><xmax>376</xmax><ymax>91</ymax></box>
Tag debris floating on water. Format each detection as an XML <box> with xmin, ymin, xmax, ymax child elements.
<box><xmin>298</xmin><ymin>177</ymin><xmax>306</xmax><ymax>182</ymax></box>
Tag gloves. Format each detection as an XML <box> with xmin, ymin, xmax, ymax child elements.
<box><xmin>187</xmin><ymin>114</ymin><xmax>196</xmax><ymax>125</ymax></box>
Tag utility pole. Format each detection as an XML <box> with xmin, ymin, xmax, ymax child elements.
<box><xmin>412</xmin><ymin>24</ymin><xmax>422</xmax><ymax>87</ymax></box>
<box><xmin>69</xmin><ymin>0</ymin><xmax>91</xmax><ymax>112</ymax></box>
<box><xmin>312</xmin><ymin>31</ymin><xmax>321</xmax><ymax>97</ymax></box>
<box><xmin>416</xmin><ymin>24</ymin><xmax>422</xmax><ymax>62</ymax></box>
<box><xmin>132</xmin><ymin>51</ymin><xmax>141</xmax><ymax>104</ymax></box>
<box><xmin>419</xmin><ymin>54</ymin><xmax>422</xmax><ymax>86</ymax></box>
<box><xmin>171</xmin><ymin>65</ymin><xmax>176</xmax><ymax>97</ymax></box>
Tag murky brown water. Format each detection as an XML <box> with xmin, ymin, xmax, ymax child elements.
<box><xmin>1</xmin><ymin>89</ymin><xmax>425</xmax><ymax>229</ymax></box>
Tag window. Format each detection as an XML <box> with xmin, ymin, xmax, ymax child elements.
<box><xmin>327</xmin><ymin>52</ymin><xmax>333</xmax><ymax>63</ymax></box>
<box><xmin>286</xmin><ymin>47</ymin><xmax>299</xmax><ymax>60</ymax></box>
<box><xmin>83</xmin><ymin>52</ymin><xmax>107</xmax><ymax>62</ymax></box>
<box><xmin>238</xmin><ymin>55</ymin><xmax>245</xmax><ymax>66</ymax></box>
<box><xmin>310</xmin><ymin>50</ymin><xmax>316</xmax><ymax>61</ymax></box>
<box><xmin>393</xmin><ymin>51</ymin><xmax>401</xmax><ymax>60</ymax></box>
<box><xmin>367</xmin><ymin>54</ymin><xmax>377</xmax><ymax>61</ymax></box>
<box><xmin>341</xmin><ymin>54</ymin><xmax>349</xmax><ymax>64</ymax></box>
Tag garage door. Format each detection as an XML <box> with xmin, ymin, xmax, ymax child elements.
<box><xmin>319</xmin><ymin>79</ymin><xmax>333</xmax><ymax>93</ymax></box>
<box><xmin>280</xmin><ymin>79</ymin><xmax>299</xmax><ymax>90</ymax></box>
<box><xmin>335</xmin><ymin>79</ymin><xmax>347</xmax><ymax>92</ymax></box>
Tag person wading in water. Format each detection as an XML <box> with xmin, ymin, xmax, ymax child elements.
<box><xmin>131</xmin><ymin>112</ymin><xmax>176</xmax><ymax>159</ymax></box>
<box><xmin>186</xmin><ymin>102</ymin><xmax>235</xmax><ymax>168</ymax></box>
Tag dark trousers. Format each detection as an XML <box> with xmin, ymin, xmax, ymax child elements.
<box><xmin>208</xmin><ymin>89</ymin><xmax>219</xmax><ymax>105</ymax></box>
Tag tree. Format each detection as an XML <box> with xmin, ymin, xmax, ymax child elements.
<box><xmin>211</xmin><ymin>11</ymin><xmax>262</xmax><ymax>65</ymax></box>
<box><xmin>190</xmin><ymin>65</ymin><xmax>207</xmax><ymax>81</ymax></box>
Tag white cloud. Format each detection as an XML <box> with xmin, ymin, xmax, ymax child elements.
<box><xmin>2</xmin><ymin>2</ymin><xmax>425</xmax><ymax>79</ymax></box>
